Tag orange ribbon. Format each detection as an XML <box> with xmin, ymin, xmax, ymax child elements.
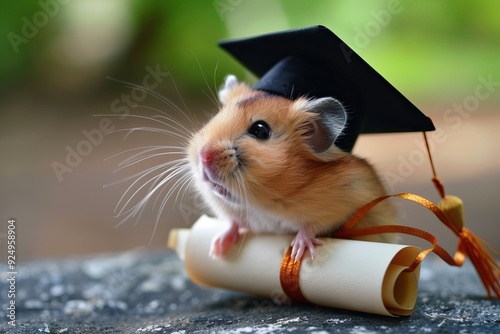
<box><xmin>280</xmin><ymin>247</ymin><xmax>307</xmax><ymax>303</ymax></box>
<box><xmin>279</xmin><ymin>131</ymin><xmax>500</xmax><ymax>302</ymax></box>
<box><xmin>332</xmin><ymin>192</ymin><xmax>500</xmax><ymax>298</ymax></box>
<box><xmin>279</xmin><ymin>192</ymin><xmax>500</xmax><ymax>302</ymax></box>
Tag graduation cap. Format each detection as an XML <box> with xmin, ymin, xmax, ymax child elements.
<box><xmin>219</xmin><ymin>25</ymin><xmax>435</xmax><ymax>152</ymax></box>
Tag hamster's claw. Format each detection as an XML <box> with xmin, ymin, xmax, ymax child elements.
<box><xmin>290</xmin><ymin>228</ymin><xmax>324</xmax><ymax>262</ymax></box>
<box><xmin>209</xmin><ymin>221</ymin><xmax>240</xmax><ymax>258</ymax></box>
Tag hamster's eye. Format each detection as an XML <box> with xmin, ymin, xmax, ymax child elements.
<box><xmin>247</xmin><ymin>120</ymin><xmax>271</xmax><ymax>140</ymax></box>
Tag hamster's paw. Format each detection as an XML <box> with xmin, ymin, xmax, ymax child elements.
<box><xmin>290</xmin><ymin>227</ymin><xmax>324</xmax><ymax>262</ymax></box>
<box><xmin>209</xmin><ymin>221</ymin><xmax>240</xmax><ymax>258</ymax></box>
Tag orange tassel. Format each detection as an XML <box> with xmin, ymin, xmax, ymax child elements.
<box><xmin>437</xmin><ymin>195</ymin><xmax>464</xmax><ymax>232</ymax></box>
<box><xmin>424</xmin><ymin>132</ymin><xmax>500</xmax><ymax>298</ymax></box>
<box><xmin>457</xmin><ymin>228</ymin><xmax>500</xmax><ymax>298</ymax></box>
<box><xmin>436</xmin><ymin>194</ymin><xmax>500</xmax><ymax>298</ymax></box>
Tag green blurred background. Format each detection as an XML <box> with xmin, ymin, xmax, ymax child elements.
<box><xmin>1</xmin><ymin>0</ymin><xmax>499</xmax><ymax>261</ymax></box>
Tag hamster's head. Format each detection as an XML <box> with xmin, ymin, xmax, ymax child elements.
<box><xmin>188</xmin><ymin>75</ymin><xmax>347</xmax><ymax>212</ymax></box>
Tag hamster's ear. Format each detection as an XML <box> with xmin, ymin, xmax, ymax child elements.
<box><xmin>301</xmin><ymin>97</ymin><xmax>347</xmax><ymax>153</ymax></box>
<box><xmin>218</xmin><ymin>74</ymin><xmax>239</xmax><ymax>105</ymax></box>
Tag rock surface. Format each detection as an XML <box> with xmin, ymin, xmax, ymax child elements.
<box><xmin>1</xmin><ymin>248</ymin><xmax>499</xmax><ymax>333</ymax></box>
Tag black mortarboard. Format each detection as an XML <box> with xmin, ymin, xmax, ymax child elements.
<box><xmin>219</xmin><ymin>25</ymin><xmax>435</xmax><ymax>152</ymax></box>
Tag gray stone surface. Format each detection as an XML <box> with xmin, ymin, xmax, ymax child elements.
<box><xmin>1</xmin><ymin>248</ymin><xmax>499</xmax><ymax>333</ymax></box>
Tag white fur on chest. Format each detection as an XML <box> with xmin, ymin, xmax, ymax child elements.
<box><xmin>209</xmin><ymin>195</ymin><xmax>300</xmax><ymax>235</ymax></box>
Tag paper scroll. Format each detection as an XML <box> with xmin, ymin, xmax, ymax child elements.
<box><xmin>168</xmin><ymin>215</ymin><xmax>422</xmax><ymax>316</ymax></box>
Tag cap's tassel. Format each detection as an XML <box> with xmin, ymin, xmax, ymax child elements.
<box><xmin>458</xmin><ymin>227</ymin><xmax>500</xmax><ymax>298</ymax></box>
<box><xmin>437</xmin><ymin>195</ymin><xmax>463</xmax><ymax>233</ymax></box>
<box><xmin>424</xmin><ymin>132</ymin><xmax>500</xmax><ymax>298</ymax></box>
<box><xmin>436</xmin><ymin>193</ymin><xmax>500</xmax><ymax>298</ymax></box>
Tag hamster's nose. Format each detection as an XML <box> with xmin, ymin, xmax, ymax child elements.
<box><xmin>200</xmin><ymin>147</ymin><xmax>216</xmax><ymax>166</ymax></box>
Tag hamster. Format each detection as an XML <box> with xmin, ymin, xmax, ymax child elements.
<box><xmin>188</xmin><ymin>75</ymin><xmax>397</xmax><ymax>261</ymax></box>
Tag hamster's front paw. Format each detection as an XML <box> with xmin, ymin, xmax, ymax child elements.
<box><xmin>209</xmin><ymin>221</ymin><xmax>240</xmax><ymax>258</ymax></box>
<box><xmin>290</xmin><ymin>226</ymin><xmax>324</xmax><ymax>262</ymax></box>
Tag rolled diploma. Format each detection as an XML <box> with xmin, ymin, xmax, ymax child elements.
<box><xmin>168</xmin><ymin>215</ymin><xmax>422</xmax><ymax>316</ymax></box>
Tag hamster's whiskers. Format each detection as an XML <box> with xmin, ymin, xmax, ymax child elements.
<box><xmin>226</xmin><ymin>169</ymin><xmax>256</xmax><ymax>215</ymax></box>
<box><xmin>101</xmin><ymin>114</ymin><xmax>192</xmax><ymax>143</ymax></box>
<box><xmin>104</xmin><ymin>75</ymin><xmax>204</xmax><ymax>244</ymax></box>
<box><xmin>106</xmin><ymin>73</ymin><xmax>196</xmax><ymax>129</ymax></box>
<box><xmin>191</xmin><ymin>52</ymin><xmax>222</xmax><ymax>110</ymax></box>
<box><xmin>114</xmin><ymin>159</ymin><xmax>190</xmax><ymax>221</ymax></box>
<box><xmin>113</xmin><ymin>146</ymin><xmax>185</xmax><ymax>171</ymax></box>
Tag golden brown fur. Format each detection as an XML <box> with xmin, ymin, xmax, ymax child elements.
<box><xmin>188</xmin><ymin>81</ymin><xmax>397</xmax><ymax>248</ymax></box>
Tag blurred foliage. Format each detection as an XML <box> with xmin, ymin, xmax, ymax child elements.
<box><xmin>0</xmin><ymin>0</ymin><xmax>499</xmax><ymax>103</ymax></box>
